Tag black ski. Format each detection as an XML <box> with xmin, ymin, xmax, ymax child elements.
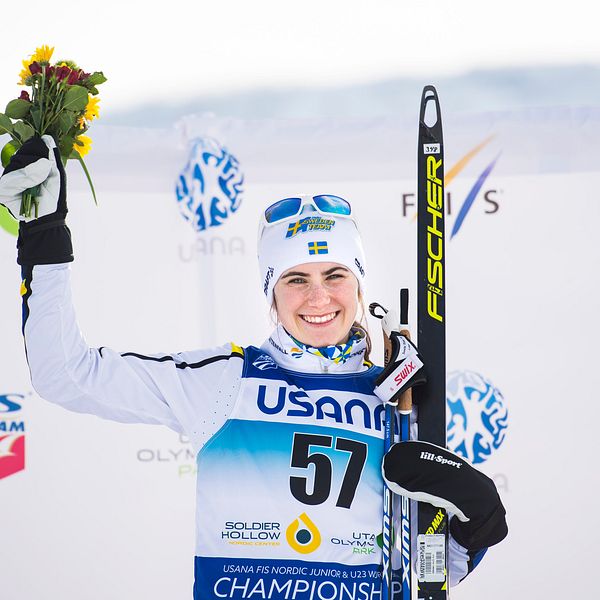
<box><xmin>415</xmin><ymin>86</ymin><xmax>449</xmax><ymax>599</ymax></box>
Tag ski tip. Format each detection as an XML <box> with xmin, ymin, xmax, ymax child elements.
<box><xmin>420</xmin><ymin>85</ymin><xmax>442</xmax><ymax>129</ymax></box>
<box><xmin>422</xmin><ymin>84</ymin><xmax>438</xmax><ymax>98</ymax></box>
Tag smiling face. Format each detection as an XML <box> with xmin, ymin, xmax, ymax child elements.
<box><xmin>273</xmin><ymin>262</ymin><xmax>360</xmax><ymax>347</ymax></box>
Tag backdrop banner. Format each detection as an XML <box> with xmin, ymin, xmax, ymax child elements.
<box><xmin>1</xmin><ymin>105</ymin><xmax>598</xmax><ymax>600</ymax></box>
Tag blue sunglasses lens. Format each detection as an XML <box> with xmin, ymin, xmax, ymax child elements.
<box><xmin>264</xmin><ymin>197</ymin><xmax>302</xmax><ymax>223</ymax></box>
<box><xmin>264</xmin><ymin>195</ymin><xmax>351</xmax><ymax>224</ymax></box>
<box><xmin>313</xmin><ymin>195</ymin><xmax>351</xmax><ymax>215</ymax></box>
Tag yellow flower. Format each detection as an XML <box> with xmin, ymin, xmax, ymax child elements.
<box><xmin>73</xmin><ymin>135</ymin><xmax>92</xmax><ymax>158</ymax></box>
<box><xmin>77</xmin><ymin>116</ymin><xmax>86</xmax><ymax>129</ymax></box>
<box><xmin>83</xmin><ymin>95</ymin><xmax>100</xmax><ymax>121</ymax></box>
<box><xmin>18</xmin><ymin>44</ymin><xmax>54</xmax><ymax>84</ymax></box>
<box><xmin>18</xmin><ymin>59</ymin><xmax>31</xmax><ymax>85</ymax></box>
<box><xmin>31</xmin><ymin>45</ymin><xmax>54</xmax><ymax>64</ymax></box>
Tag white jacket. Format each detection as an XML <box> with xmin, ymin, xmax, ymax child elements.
<box><xmin>21</xmin><ymin>263</ymin><xmax>477</xmax><ymax>599</ymax></box>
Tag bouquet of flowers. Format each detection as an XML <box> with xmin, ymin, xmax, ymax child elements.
<box><xmin>0</xmin><ymin>45</ymin><xmax>106</xmax><ymax>217</ymax></box>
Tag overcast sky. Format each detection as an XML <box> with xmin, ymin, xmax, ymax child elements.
<box><xmin>1</xmin><ymin>0</ymin><xmax>599</xmax><ymax>114</ymax></box>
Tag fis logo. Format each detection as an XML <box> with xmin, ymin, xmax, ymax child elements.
<box><xmin>446</xmin><ymin>371</ymin><xmax>508</xmax><ymax>464</ymax></box>
<box><xmin>447</xmin><ymin>136</ymin><xmax>502</xmax><ymax>239</ymax></box>
<box><xmin>403</xmin><ymin>135</ymin><xmax>502</xmax><ymax>239</ymax></box>
<box><xmin>0</xmin><ymin>393</ymin><xmax>26</xmax><ymax>481</ymax></box>
<box><xmin>175</xmin><ymin>137</ymin><xmax>244</xmax><ymax>232</ymax></box>
<box><xmin>286</xmin><ymin>513</ymin><xmax>321</xmax><ymax>554</ymax></box>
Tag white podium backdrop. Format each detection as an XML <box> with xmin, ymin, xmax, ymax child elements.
<box><xmin>1</xmin><ymin>105</ymin><xmax>599</xmax><ymax>600</ymax></box>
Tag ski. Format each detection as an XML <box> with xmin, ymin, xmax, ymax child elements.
<box><xmin>415</xmin><ymin>86</ymin><xmax>449</xmax><ymax>600</ymax></box>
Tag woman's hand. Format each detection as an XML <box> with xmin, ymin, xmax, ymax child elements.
<box><xmin>383</xmin><ymin>440</ymin><xmax>508</xmax><ymax>551</ymax></box>
<box><xmin>0</xmin><ymin>135</ymin><xmax>64</xmax><ymax>221</ymax></box>
<box><xmin>0</xmin><ymin>135</ymin><xmax>72</xmax><ymax>265</ymax></box>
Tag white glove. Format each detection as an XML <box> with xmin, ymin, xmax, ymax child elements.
<box><xmin>0</xmin><ymin>134</ymin><xmax>62</xmax><ymax>222</ymax></box>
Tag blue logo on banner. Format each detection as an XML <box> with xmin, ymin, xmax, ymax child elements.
<box><xmin>175</xmin><ymin>137</ymin><xmax>244</xmax><ymax>232</ymax></box>
<box><xmin>446</xmin><ymin>371</ymin><xmax>508</xmax><ymax>464</ymax></box>
<box><xmin>0</xmin><ymin>394</ymin><xmax>23</xmax><ymax>413</ymax></box>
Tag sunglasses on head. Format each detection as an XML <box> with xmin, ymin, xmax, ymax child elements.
<box><xmin>263</xmin><ymin>195</ymin><xmax>352</xmax><ymax>225</ymax></box>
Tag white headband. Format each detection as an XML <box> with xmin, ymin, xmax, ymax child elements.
<box><xmin>257</xmin><ymin>196</ymin><xmax>367</xmax><ymax>305</ymax></box>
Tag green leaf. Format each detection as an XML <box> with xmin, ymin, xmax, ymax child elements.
<box><xmin>59</xmin><ymin>134</ymin><xmax>75</xmax><ymax>160</ymax></box>
<box><xmin>30</xmin><ymin>107</ymin><xmax>42</xmax><ymax>132</ymax></box>
<box><xmin>86</xmin><ymin>71</ymin><xmax>107</xmax><ymax>86</ymax></box>
<box><xmin>62</xmin><ymin>86</ymin><xmax>88</xmax><ymax>112</ymax></box>
<box><xmin>1</xmin><ymin>140</ymin><xmax>20</xmax><ymax>168</ymax></box>
<box><xmin>73</xmin><ymin>153</ymin><xmax>98</xmax><ymax>206</ymax></box>
<box><xmin>13</xmin><ymin>121</ymin><xmax>35</xmax><ymax>142</ymax></box>
<box><xmin>0</xmin><ymin>113</ymin><xmax>13</xmax><ymax>135</ymax></box>
<box><xmin>56</xmin><ymin>111</ymin><xmax>77</xmax><ymax>136</ymax></box>
<box><xmin>5</xmin><ymin>99</ymin><xmax>31</xmax><ymax>119</ymax></box>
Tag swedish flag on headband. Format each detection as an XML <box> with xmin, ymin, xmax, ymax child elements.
<box><xmin>308</xmin><ymin>241</ymin><xmax>328</xmax><ymax>255</ymax></box>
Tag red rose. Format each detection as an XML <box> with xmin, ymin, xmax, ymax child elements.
<box><xmin>67</xmin><ymin>70</ymin><xmax>80</xmax><ymax>85</ymax></box>
<box><xmin>29</xmin><ymin>62</ymin><xmax>42</xmax><ymax>75</ymax></box>
<box><xmin>56</xmin><ymin>65</ymin><xmax>71</xmax><ymax>81</ymax></box>
<box><xmin>46</xmin><ymin>66</ymin><xmax>55</xmax><ymax>78</ymax></box>
<box><xmin>19</xmin><ymin>91</ymin><xmax>31</xmax><ymax>102</ymax></box>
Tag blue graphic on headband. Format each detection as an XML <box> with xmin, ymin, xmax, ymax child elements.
<box><xmin>175</xmin><ymin>137</ymin><xmax>244</xmax><ymax>232</ymax></box>
<box><xmin>446</xmin><ymin>371</ymin><xmax>508</xmax><ymax>464</ymax></box>
<box><xmin>286</xmin><ymin>217</ymin><xmax>335</xmax><ymax>239</ymax></box>
<box><xmin>308</xmin><ymin>241</ymin><xmax>329</xmax><ymax>255</ymax></box>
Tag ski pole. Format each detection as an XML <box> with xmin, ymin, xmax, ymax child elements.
<box><xmin>370</xmin><ymin>290</ymin><xmax>413</xmax><ymax>600</ymax></box>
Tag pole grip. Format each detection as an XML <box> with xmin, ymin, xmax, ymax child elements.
<box><xmin>398</xmin><ymin>327</ymin><xmax>413</xmax><ymax>414</ymax></box>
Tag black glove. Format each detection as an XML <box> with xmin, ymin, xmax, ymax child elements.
<box><xmin>383</xmin><ymin>440</ymin><xmax>508</xmax><ymax>551</ymax></box>
<box><xmin>0</xmin><ymin>135</ymin><xmax>73</xmax><ymax>265</ymax></box>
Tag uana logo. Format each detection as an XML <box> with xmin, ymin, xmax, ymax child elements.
<box><xmin>175</xmin><ymin>137</ymin><xmax>244</xmax><ymax>232</ymax></box>
<box><xmin>446</xmin><ymin>371</ymin><xmax>508</xmax><ymax>464</ymax></box>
